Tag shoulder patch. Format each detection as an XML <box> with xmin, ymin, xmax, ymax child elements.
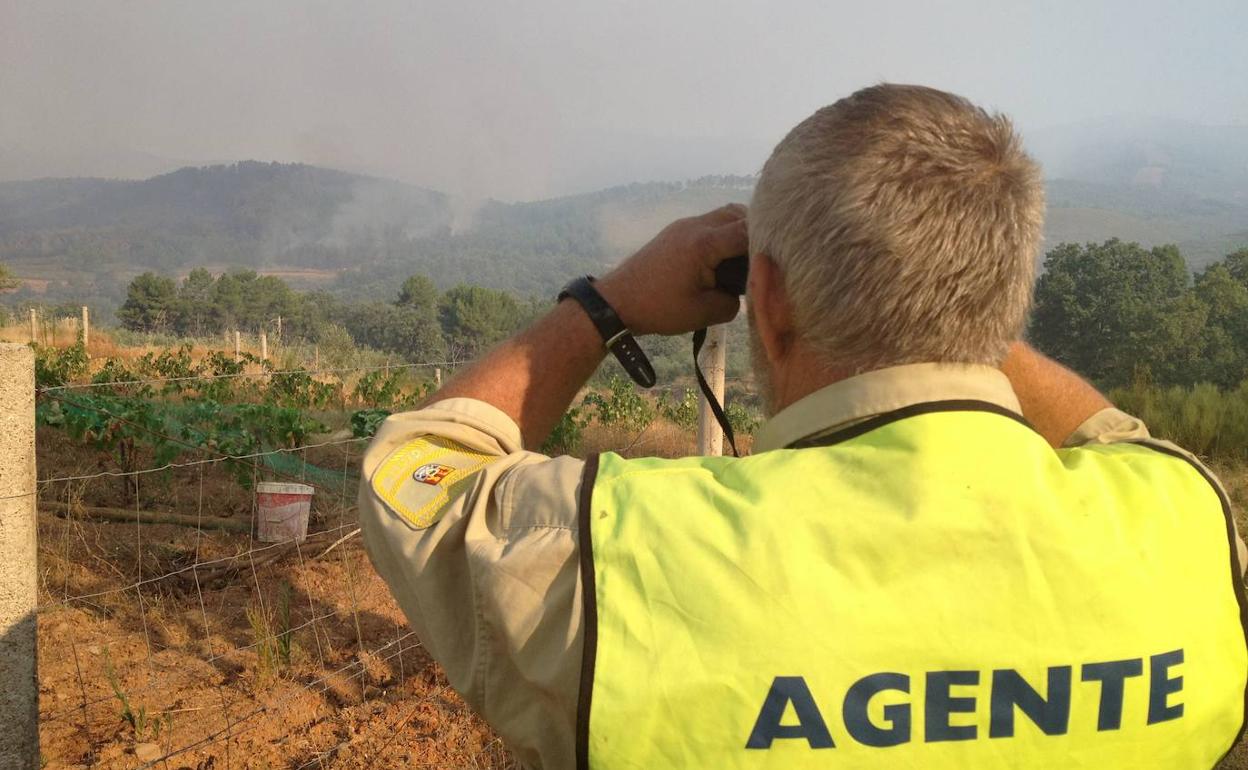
<box><xmin>370</xmin><ymin>435</ymin><xmax>494</xmax><ymax>529</ymax></box>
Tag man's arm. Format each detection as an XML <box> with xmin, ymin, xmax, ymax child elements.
<box><xmin>359</xmin><ymin>205</ymin><xmax>748</xmax><ymax>767</ymax></box>
<box><xmin>432</xmin><ymin>204</ymin><xmax>747</xmax><ymax>448</ymax></box>
<box><xmin>1000</xmin><ymin>341</ymin><xmax>1112</xmax><ymax>448</ymax></box>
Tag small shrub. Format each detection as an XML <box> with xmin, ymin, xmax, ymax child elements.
<box><xmin>583</xmin><ymin>376</ymin><xmax>654</xmax><ymax>432</ymax></box>
<box><xmin>33</xmin><ymin>342</ymin><xmax>89</xmax><ymax>389</ymax></box>
<box><xmin>542</xmin><ymin>407</ymin><xmax>590</xmax><ymax>455</ymax></box>
<box><xmin>352</xmin><ymin>369</ymin><xmax>407</xmax><ymax>409</ymax></box>
<box><xmin>657</xmin><ymin>389</ymin><xmax>699</xmax><ymax>431</ymax></box>
<box><xmin>268</xmin><ymin>369</ymin><xmax>338</xmax><ymax>410</ymax></box>
<box><xmin>246</xmin><ymin>581</ymin><xmax>295</xmax><ymax>682</ymax></box>
<box><xmin>102</xmin><ymin>647</ymin><xmax>168</xmax><ymax>741</ymax></box>
<box><xmin>351</xmin><ymin>408</ymin><xmax>391</xmax><ymax>439</ymax></box>
<box><xmin>725</xmin><ymin>402</ymin><xmax>761</xmax><ymax>436</ymax></box>
<box><xmin>1110</xmin><ymin>379</ymin><xmax>1248</xmax><ymax>460</ymax></box>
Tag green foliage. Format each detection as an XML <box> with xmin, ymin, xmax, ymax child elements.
<box><xmin>102</xmin><ymin>647</ymin><xmax>168</xmax><ymax>741</ymax></box>
<box><xmin>340</xmin><ymin>301</ymin><xmax>446</xmax><ymax>361</ymax></box>
<box><xmin>438</xmin><ymin>284</ymin><xmax>527</xmax><ymax>359</ymax></box>
<box><xmin>246</xmin><ymin>581</ymin><xmax>295</xmax><ymax>682</ymax></box>
<box><xmin>657</xmin><ymin>389</ymin><xmax>699</xmax><ymax>431</ymax></box>
<box><xmin>396</xmin><ymin>274</ymin><xmax>440</xmax><ymax>314</ymax></box>
<box><xmin>267</xmin><ymin>369</ymin><xmax>338</xmax><ymax>410</ymax></box>
<box><xmin>1113</xmin><ymin>379</ymin><xmax>1248</xmax><ymax>456</ymax></box>
<box><xmin>726</xmin><ymin>402</ymin><xmax>762</xmax><ymax>436</ymax></box>
<box><xmin>351</xmin><ymin>408</ymin><xmax>391</xmax><ymax>439</ymax></box>
<box><xmin>1110</xmin><ymin>380</ymin><xmax>1248</xmax><ymax>461</ymax></box>
<box><xmin>39</xmin><ymin>390</ymin><xmax>181</xmax><ymax>500</ymax></box>
<box><xmin>33</xmin><ymin>342</ymin><xmax>89</xmax><ymax>389</ymax></box>
<box><xmin>351</xmin><ymin>369</ymin><xmax>407</xmax><ymax>409</ymax></box>
<box><xmin>197</xmin><ymin>350</ymin><xmax>251</xmax><ymax>401</ymax></box>
<box><xmin>116</xmin><ymin>272</ymin><xmax>178</xmax><ymax>333</ymax></box>
<box><xmin>306</xmin><ymin>322</ymin><xmax>358</xmax><ymax>367</ymax></box>
<box><xmin>1030</xmin><ymin>240</ymin><xmax>1193</xmax><ymax>386</ymax></box>
<box><xmin>542</xmin><ymin>407</ymin><xmax>590</xmax><ymax>455</ymax></box>
<box><xmin>584</xmin><ymin>376</ymin><xmax>655</xmax><ymax>431</ymax></box>
<box><xmin>37</xmin><ymin>374</ymin><xmax>328</xmax><ymax>493</ymax></box>
<box><xmin>1031</xmin><ymin>240</ymin><xmax>1248</xmax><ymax>388</ymax></box>
<box><xmin>0</xmin><ymin>263</ymin><xmax>16</xmax><ymax>291</ymax></box>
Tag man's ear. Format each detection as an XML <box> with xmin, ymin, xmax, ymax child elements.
<box><xmin>748</xmin><ymin>253</ymin><xmax>794</xmax><ymax>366</ymax></box>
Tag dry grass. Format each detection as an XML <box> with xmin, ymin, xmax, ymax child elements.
<box><xmin>37</xmin><ymin>509</ymin><xmax>517</xmax><ymax>769</ymax></box>
<box><xmin>0</xmin><ymin>322</ymin><xmax>245</xmax><ymax>364</ymax></box>
<box><xmin>581</xmin><ymin>417</ymin><xmax>754</xmax><ymax>459</ymax></box>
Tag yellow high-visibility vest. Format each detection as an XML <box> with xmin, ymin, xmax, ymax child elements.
<box><xmin>575</xmin><ymin>403</ymin><xmax>1248</xmax><ymax>769</ymax></box>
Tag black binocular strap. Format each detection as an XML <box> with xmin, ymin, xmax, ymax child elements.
<box><xmin>692</xmin><ymin>327</ymin><xmax>740</xmax><ymax>458</ymax></box>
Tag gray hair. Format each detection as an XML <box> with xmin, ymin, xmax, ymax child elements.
<box><xmin>749</xmin><ymin>84</ymin><xmax>1044</xmax><ymax>369</ymax></box>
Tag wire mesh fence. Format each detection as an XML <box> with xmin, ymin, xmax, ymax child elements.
<box><xmin>29</xmin><ymin>348</ymin><xmax>515</xmax><ymax>769</ymax></box>
<box><xmin>22</xmin><ymin>320</ymin><xmax>744</xmax><ymax>768</ymax></box>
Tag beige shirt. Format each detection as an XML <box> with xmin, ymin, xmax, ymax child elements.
<box><xmin>358</xmin><ymin>363</ymin><xmax>1242</xmax><ymax>770</ymax></box>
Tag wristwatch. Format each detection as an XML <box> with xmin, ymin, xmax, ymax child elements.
<box><xmin>557</xmin><ymin>276</ymin><xmax>656</xmax><ymax>387</ymax></box>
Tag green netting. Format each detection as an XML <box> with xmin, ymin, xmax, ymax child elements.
<box><xmin>259</xmin><ymin>449</ymin><xmax>358</xmax><ymax>495</ymax></box>
<box><xmin>151</xmin><ymin>403</ymin><xmax>360</xmax><ymax>494</ymax></box>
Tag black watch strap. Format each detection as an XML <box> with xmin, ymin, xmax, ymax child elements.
<box><xmin>558</xmin><ymin>276</ymin><xmax>656</xmax><ymax>388</ymax></box>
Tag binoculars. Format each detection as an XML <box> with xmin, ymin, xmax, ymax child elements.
<box><xmin>714</xmin><ymin>255</ymin><xmax>749</xmax><ymax>296</ymax></box>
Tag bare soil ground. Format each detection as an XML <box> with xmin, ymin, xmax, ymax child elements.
<box><xmin>38</xmin><ymin>526</ymin><xmax>511</xmax><ymax>769</ymax></box>
<box><xmin>35</xmin><ymin>428</ymin><xmax>516</xmax><ymax>769</ymax></box>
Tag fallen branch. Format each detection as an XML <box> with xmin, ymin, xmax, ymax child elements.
<box><xmin>314</xmin><ymin>528</ymin><xmax>361</xmax><ymax>561</ymax></box>
<box><xmin>181</xmin><ymin>526</ymin><xmax>359</xmax><ymax>586</ymax></box>
<box><xmin>41</xmin><ymin>501</ymin><xmax>251</xmax><ymax>533</ymax></box>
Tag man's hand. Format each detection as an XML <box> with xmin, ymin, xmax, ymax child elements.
<box><xmin>427</xmin><ymin>205</ymin><xmax>749</xmax><ymax>447</ymax></box>
<box><xmin>596</xmin><ymin>204</ymin><xmax>748</xmax><ymax>336</ymax></box>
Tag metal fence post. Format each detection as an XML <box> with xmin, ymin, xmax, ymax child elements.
<box><xmin>696</xmin><ymin>324</ymin><xmax>728</xmax><ymax>456</ymax></box>
<box><xmin>0</xmin><ymin>343</ymin><xmax>38</xmax><ymax>769</ymax></box>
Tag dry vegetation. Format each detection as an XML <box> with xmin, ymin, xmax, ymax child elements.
<box><xmin>35</xmin><ymin>430</ymin><xmax>516</xmax><ymax>769</ymax></box>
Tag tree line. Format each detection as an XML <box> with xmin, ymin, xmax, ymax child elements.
<box><xmin>1030</xmin><ymin>241</ymin><xmax>1248</xmax><ymax>388</ymax></box>
<box><xmin>9</xmin><ymin>236</ymin><xmax>1248</xmax><ymax>391</ymax></box>
<box><xmin>112</xmin><ymin>268</ymin><xmax>543</xmax><ymax>363</ymax></box>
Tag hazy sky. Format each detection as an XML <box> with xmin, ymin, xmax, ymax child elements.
<box><xmin>2</xmin><ymin>0</ymin><xmax>1246</xmax><ymax>200</ymax></box>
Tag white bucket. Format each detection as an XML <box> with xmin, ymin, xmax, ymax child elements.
<box><xmin>256</xmin><ymin>482</ymin><xmax>314</xmax><ymax>543</ymax></box>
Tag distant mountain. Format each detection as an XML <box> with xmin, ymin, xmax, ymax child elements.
<box><xmin>1030</xmin><ymin>116</ymin><xmax>1248</xmax><ymax>205</ymax></box>
<box><xmin>1</xmin><ymin>148</ymin><xmax>1246</xmax><ymax>315</ymax></box>
<box><xmin>0</xmin><ymin>161</ymin><xmax>450</xmax><ymax>274</ymax></box>
<box><xmin>0</xmin><ymin>163</ymin><xmax>755</xmax><ymax>306</ymax></box>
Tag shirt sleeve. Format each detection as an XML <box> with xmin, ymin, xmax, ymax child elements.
<box><xmin>357</xmin><ymin>397</ymin><xmax>584</xmax><ymax>770</ymax></box>
<box><xmin>1065</xmin><ymin>407</ymin><xmax>1247</xmax><ymax>576</ymax></box>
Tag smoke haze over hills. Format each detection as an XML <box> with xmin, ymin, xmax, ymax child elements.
<box><xmin>3</xmin><ymin>0</ymin><xmax>1246</xmax><ymax>200</ymax></box>
<box><xmin>2</xmin><ymin>0</ymin><xmax>1247</xmax><ymax>316</ymax></box>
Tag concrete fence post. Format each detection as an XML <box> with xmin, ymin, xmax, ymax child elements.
<box><xmin>28</xmin><ymin>309</ymin><xmax>36</xmax><ymax>345</ymax></box>
<box><xmin>0</xmin><ymin>343</ymin><xmax>38</xmax><ymax>769</ymax></box>
<box><xmin>434</xmin><ymin>367</ymin><xmax>442</xmax><ymax>389</ymax></box>
<box><xmin>234</xmin><ymin>331</ymin><xmax>242</xmax><ymax>362</ymax></box>
<box><xmin>696</xmin><ymin>324</ymin><xmax>728</xmax><ymax>457</ymax></box>
<box><xmin>80</xmin><ymin>306</ymin><xmax>89</xmax><ymax>350</ymax></box>
<box><xmin>260</xmin><ymin>332</ymin><xmax>268</xmax><ymax>361</ymax></box>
